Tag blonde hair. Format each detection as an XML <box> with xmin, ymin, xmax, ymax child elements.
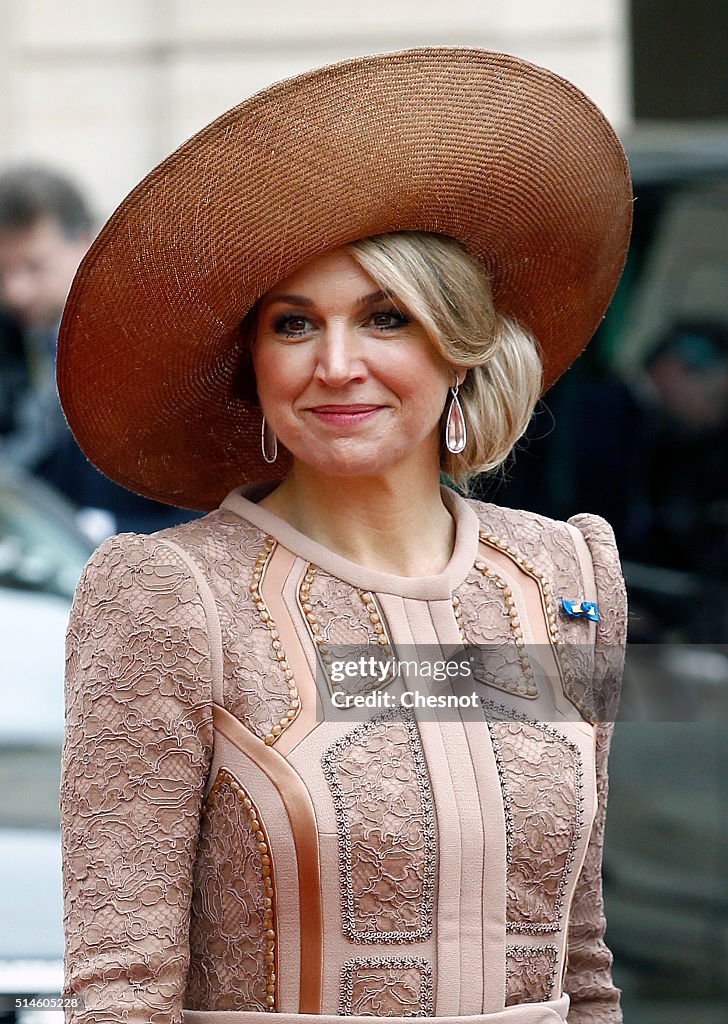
<box><xmin>345</xmin><ymin>231</ymin><xmax>543</xmax><ymax>492</ymax></box>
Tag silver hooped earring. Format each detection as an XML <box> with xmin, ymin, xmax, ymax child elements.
<box><xmin>261</xmin><ymin>414</ymin><xmax>278</xmax><ymax>463</ymax></box>
<box><xmin>445</xmin><ymin>373</ymin><xmax>467</xmax><ymax>454</ymax></box>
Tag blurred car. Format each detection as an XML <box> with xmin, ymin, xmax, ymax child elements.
<box><xmin>605</xmin><ymin>640</ymin><xmax>728</xmax><ymax>975</ymax></box>
<box><xmin>0</xmin><ymin>462</ymin><xmax>93</xmax><ymax>1021</ymax></box>
<box><xmin>596</xmin><ymin>128</ymin><xmax>728</xmax><ymax>1020</ymax></box>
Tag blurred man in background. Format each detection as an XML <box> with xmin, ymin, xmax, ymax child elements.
<box><xmin>0</xmin><ymin>166</ymin><xmax>91</xmax><ymax>473</ymax></box>
<box><xmin>0</xmin><ymin>164</ymin><xmax>194</xmax><ymax>535</ymax></box>
<box><xmin>617</xmin><ymin>320</ymin><xmax>728</xmax><ymax>577</ymax></box>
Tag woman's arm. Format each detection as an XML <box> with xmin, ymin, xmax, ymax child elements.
<box><xmin>563</xmin><ymin>721</ymin><xmax>621</xmax><ymax>1022</ymax></box>
<box><xmin>60</xmin><ymin>532</ymin><xmax>214</xmax><ymax>1024</ymax></box>
<box><xmin>563</xmin><ymin>513</ymin><xmax>628</xmax><ymax>1023</ymax></box>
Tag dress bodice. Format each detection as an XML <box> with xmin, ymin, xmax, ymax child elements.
<box><xmin>60</xmin><ymin>483</ymin><xmax>626</xmax><ymax>1024</ymax></box>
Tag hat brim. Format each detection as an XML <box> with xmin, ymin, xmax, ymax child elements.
<box><xmin>57</xmin><ymin>46</ymin><xmax>632</xmax><ymax>511</ymax></box>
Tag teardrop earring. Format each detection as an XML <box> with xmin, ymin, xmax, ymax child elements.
<box><xmin>445</xmin><ymin>379</ymin><xmax>467</xmax><ymax>454</ymax></box>
<box><xmin>261</xmin><ymin>414</ymin><xmax>278</xmax><ymax>463</ymax></box>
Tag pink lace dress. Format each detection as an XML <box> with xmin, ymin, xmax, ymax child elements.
<box><xmin>60</xmin><ymin>482</ymin><xmax>627</xmax><ymax>1024</ymax></box>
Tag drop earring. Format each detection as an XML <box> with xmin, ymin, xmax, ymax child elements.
<box><xmin>261</xmin><ymin>414</ymin><xmax>278</xmax><ymax>463</ymax></box>
<box><xmin>445</xmin><ymin>375</ymin><xmax>467</xmax><ymax>454</ymax></box>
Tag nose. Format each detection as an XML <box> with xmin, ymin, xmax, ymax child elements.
<box><xmin>313</xmin><ymin>321</ymin><xmax>366</xmax><ymax>387</ymax></box>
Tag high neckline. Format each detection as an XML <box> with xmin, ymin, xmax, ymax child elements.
<box><xmin>219</xmin><ymin>480</ymin><xmax>480</xmax><ymax>599</ymax></box>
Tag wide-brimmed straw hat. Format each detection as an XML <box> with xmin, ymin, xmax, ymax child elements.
<box><xmin>57</xmin><ymin>46</ymin><xmax>632</xmax><ymax>511</ymax></box>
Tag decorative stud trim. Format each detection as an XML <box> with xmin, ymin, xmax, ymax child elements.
<box><xmin>249</xmin><ymin>535</ymin><xmax>301</xmax><ymax>745</ymax></box>
<box><xmin>205</xmin><ymin>766</ymin><xmax>278</xmax><ymax>1010</ymax></box>
<box><xmin>298</xmin><ymin>566</ymin><xmax>396</xmax><ymax>696</ymax></box>
<box><xmin>455</xmin><ymin>556</ymin><xmax>539</xmax><ymax>699</ymax></box>
<box><xmin>476</xmin><ymin>528</ymin><xmax>598</xmax><ymax>721</ymax></box>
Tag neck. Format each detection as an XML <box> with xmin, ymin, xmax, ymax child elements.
<box><xmin>258</xmin><ymin>456</ymin><xmax>457</xmax><ymax>578</ymax></box>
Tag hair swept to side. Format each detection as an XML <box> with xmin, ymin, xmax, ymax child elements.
<box><xmin>345</xmin><ymin>230</ymin><xmax>543</xmax><ymax>493</ymax></box>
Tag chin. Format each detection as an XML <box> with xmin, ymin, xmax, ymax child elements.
<box><xmin>292</xmin><ymin>445</ymin><xmax>407</xmax><ymax>479</ymax></box>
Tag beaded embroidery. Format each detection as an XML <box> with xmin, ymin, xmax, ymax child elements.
<box><xmin>322</xmin><ymin>707</ymin><xmax>436</xmax><ymax>942</ymax></box>
<box><xmin>482</xmin><ymin>699</ymin><xmax>585</xmax><ymax>934</ymax></box>
<box><xmin>249</xmin><ymin>535</ymin><xmax>301</xmax><ymax>745</ymax></box>
<box><xmin>298</xmin><ymin>566</ymin><xmax>396</xmax><ymax>697</ymax></box>
<box><xmin>340</xmin><ymin>956</ymin><xmax>434</xmax><ymax>1015</ymax></box>
<box><xmin>505</xmin><ymin>945</ymin><xmax>559</xmax><ymax>1005</ymax></box>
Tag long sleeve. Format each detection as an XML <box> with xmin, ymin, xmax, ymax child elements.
<box><xmin>563</xmin><ymin>513</ymin><xmax>628</xmax><ymax>1023</ymax></box>
<box><xmin>60</xmin><ymin>532</ymin><xmax>214</xmax><ymax>1024</ymax></box>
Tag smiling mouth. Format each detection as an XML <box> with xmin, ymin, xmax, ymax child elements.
<box><xmin>308</xmin><ymin>404</ymin><xmax>384</xmax><ymax>423</ymax></box>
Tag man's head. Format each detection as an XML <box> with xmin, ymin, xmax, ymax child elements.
<box><xmin>0</xmin><ymin>165</ymin><xmax>94</xmax><ymax>330</ymax></box>
<box><xmin>645</xmin><ymin>320</ymin><xmax>728</xmax><ymax>431</ymax></box>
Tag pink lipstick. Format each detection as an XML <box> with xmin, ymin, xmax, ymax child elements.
<box><xmin>308</xmin><ymin>404</ymin><xmax>382</xmax><ymax>425</ymax></box>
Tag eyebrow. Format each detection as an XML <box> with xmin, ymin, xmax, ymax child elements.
<box><xmin>263</xmin><ymin>289</ymin><xmax>394</xmax><ymax>309</ymax></box>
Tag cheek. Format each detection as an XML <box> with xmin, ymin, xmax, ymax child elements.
<box><xmin>250</xmin><ymin>348</ymin><xmax>273</xmax><ymax>400</ymax></box>
<box><xmin>384</xmin><ymin>350</ymin><xmax>450</xmax><ymax>409</ymax></box>
<box><xmin>252</xmin><ymin>344</ymin><xmax>307</xmax><ymax>407</ymax></box>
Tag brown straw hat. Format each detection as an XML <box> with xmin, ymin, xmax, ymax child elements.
<box><xmin>57</xmin><ymin>46</ymin><xmax>632</xmax><ymax>511</ymax></box>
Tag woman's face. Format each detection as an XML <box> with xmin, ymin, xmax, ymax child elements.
<box><xmin>251</xmin><ymin>247</ymin><xmax>457</xmax><ymax>478</ymax></box>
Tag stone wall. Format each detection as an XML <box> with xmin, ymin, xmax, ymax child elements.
<box><xmin>0</xmin><ymin>0</ymin><xmax>631</xmax><ymax>219</ymax></box>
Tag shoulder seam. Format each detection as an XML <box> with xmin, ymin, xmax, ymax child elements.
<box><xmin>155</xmin><ymin>536</ymin><xmax>225</xmax><ymax>709</ymax></box>
<box><xmin>563</xmin><ymin>522</ymin><xmax>600</xmax><ymax>669</ymax></box>
<box><xmin>466</xmin><ymin>495</ymin><xmax>572</xmax><ymax>534</ymax></box>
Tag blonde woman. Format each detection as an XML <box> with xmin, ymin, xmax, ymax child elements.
<box><xmin>58</xmin><ymin>48</ymin><xmax>631</xmax><ymax>1024</ymax></box>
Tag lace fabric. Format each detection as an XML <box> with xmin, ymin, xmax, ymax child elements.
<box><xmin>505</xmin><ymin>946</ymin><xmax>558</xmax><ymax>1005</ymax></box>
<box><xmin>453</xmin><ymin>566</ymin><xmax>534</xmax><ymax>698</ymax></box>
<box><xmin>567</xmin><ymin>514</ymin><xmax>627</xmax><ymax>724</ymax></box>
<box><xmin>185</xmin><ymin>768</ymin><xmax>276</xmax><ymax>1011</ymax></box>
<box><xmin>469</xmin><ymin>502</ymin><xmax>615</xmax><ymax>722</ymax></box>
<box><xmin>562</xmin><ymin>722</ymin><xmax>621</xmax><ymax>1022</ymax></box>
<box><xmin>202</xmin><ymin>515</ymin><xmax>294</xmax><ymax>741</ymax></box>
<box><xmin>321</xmin><ymin>710</ymin><xmax>437</xmax><ymax>943</ymax></box>
<box><xmin>468</xmin><ymin>504</ymin><xmax>626</xmax><ymax>1021</ymax></box>
<box><xmin>59</xmin><ymin>503</ymin><xmax>625</xmax><ymax>1023</ymax></box>
<box><xmin>489</xmin><ymin>720</ymin><xmax>583</xmax><ymax>933</ymax></box>
<box><xmin>561</xmin><ymin>513</ymin><xmax>627</xmax><ymax>1023</ymax></box>
<box><xmin>340</xmin><ymin>957</ymin><xmax>434</xmax><ymax>1016</ymax></box>
<box><xmin>301</xmin><ymin>567</ymin><xmax>395</xmax><ymax>697</ymax></box>
<box><xmin>158</xmin><ymin>510</ymin><xmax>298</xmax><ymax>742</ymax></box>
<box><xmin>60</xmin><ymin>533</ymin><xmax>214</xmax><ymax>1024</ymax></box>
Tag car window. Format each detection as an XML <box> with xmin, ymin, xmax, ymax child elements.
<box><xmin>0</xmin><ymin>744</ymin><xmax>61</xmax><ymax>830</ymax></box>
<box><xmin>0</xmin><ymin>480</ymin><xmax>90</xmax><ymax>598</ymax></box>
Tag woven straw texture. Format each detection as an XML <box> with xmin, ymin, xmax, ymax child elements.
<box><xmin>57</xmin><ymin>46</ymin><xmax>632</xmax><ymax>511</ymax></box>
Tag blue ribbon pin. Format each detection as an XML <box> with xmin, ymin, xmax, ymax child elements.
<box><xmin>561</xmin><ymin>598</ymin><xmax>599</xmax><ymax>622</ymax></box>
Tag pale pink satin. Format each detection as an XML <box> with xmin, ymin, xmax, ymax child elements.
<box><xmin>184</xmin><ymin>993</ymin><xmax>570</xmax><ymax>1024</ymax></box>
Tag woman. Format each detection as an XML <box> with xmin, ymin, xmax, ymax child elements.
<box><xmin>58</xmin><ymin>48</ymin><xmax>631</xmax><ymax>1024</ymax></box>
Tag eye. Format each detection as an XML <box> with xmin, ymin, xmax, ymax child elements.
<box><xmin>272</xmin><ymin>313</ymin><xmax>312</xmax><ymax>339</ymax></box>
<box><xmin>369</xmin><ymin>307</ymin><xmax>411</xmax><ymax>331</ymax></box>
